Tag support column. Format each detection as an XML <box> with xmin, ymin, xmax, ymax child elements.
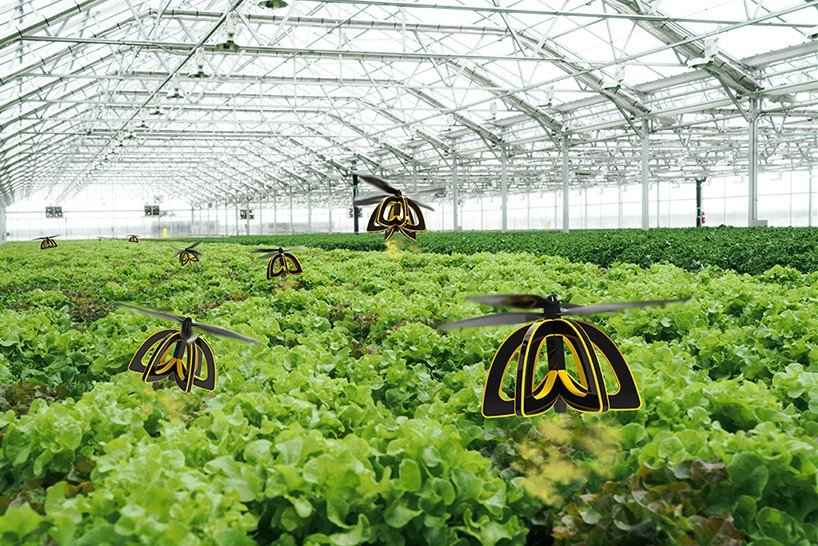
<box><xmin>190</xmin><ymin>206</ymin><xmax>195</xmax><ymax>236</ymax></box>
<box><xmin>258</xmin><ymin>196</ymin><xmax>263</xmax><ymax>235</ymax></box>
<box><xmin>307</xmin><ymin>189</ymin><xmax>312</xmax><ymax>234</ymax></box>
<box><xmin>561</xmin><ymin>134</ymin><xmax>570</xmax><ymax>233</ymax></box>
<box><xmin>272</xmin><ymin>191</ymin><xmax>278</xmax><ymax>234</ymax></box>
<box><xmin>452</xmin><ymin>153</ymin><xmax>459</xmax><ymax>231</ymax></box>
<box><xmin>327</xmin><ymin>180</ymin><xmax>333</xmax><ymax>234</ymax></box>
<box><xmin>289</xmin><ymin>193</ymin><xmax>294</xmax><ymax>235</ymax></box>
<box><xmin>245</xmin><ymin>196</ymin><xmax>251</xmax><ymax>236</ymax></box>
<box><xmin>0</xmin><ymin>202</ymin><xmax>5</xmax><ymax>243</ymax></box>
<box><xmin>500</xmin><ymin>144</ymin><xmax>509</xmax><ymax>231</ymax></box>
<box><xmin>224</xmin><ymin>204</ymin><xmax>228</xmax><ymax>237</ymax></box>
<box><xmin>617</xmin><ymin>184</ymin><xmax>623</xmax><ymax>228</ymax></box>
<box><xmin>641</xmin><ymin>119</ymin><xmax>650</xmax><ymax>230</ymax></box>
<box><xmin>810</xmin><ymin>166</ymin><xmax>814</xmax><ymax>228</ymax></box>
<box><xmin>352</xmin><ymin>173</ymin><xmax>360</xmax><ymax>234</ymax></box>
<box><xmin>696</xmin><ymin>177</ymin><xmax>705</xmax><ymax>227</ymax></box>
<box><xmin>748</xmin><ymin>97</ymin><xmax>760</xmax><ymax>226</ymax></box>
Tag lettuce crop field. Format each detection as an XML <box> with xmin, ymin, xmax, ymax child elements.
<box><xmin>0</xmin><ymin>238</ymin><xmax>816</xmax><ymax>545</ymax></box>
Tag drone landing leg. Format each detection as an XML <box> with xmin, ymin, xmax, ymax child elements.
<box><xmin>546</xmin><ymin>337</ymin><xmax>568</xmax><ymax>413</ymax></box>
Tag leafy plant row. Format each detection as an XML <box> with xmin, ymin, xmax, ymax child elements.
<box><xmin>0</xmin><ymin>241</ymin><xmax>815</xmax><ymax>544</ymax></box>
<box><xmin>179</xmin><ymin>226</ymin><xmax>818</xmax><ymax>275</ymax></box>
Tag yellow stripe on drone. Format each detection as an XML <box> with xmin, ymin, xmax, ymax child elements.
<box><xmin>519</xmin><ymin>319</ymin><xmax>604</xmax><ymax>416</ymax></box>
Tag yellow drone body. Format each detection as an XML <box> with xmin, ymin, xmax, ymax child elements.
<box><xmin>179</xmin><ymin>250</ymin><xmax>199</xmax><ymax>266</ymax></box>
<box><xmin>128</xmin><ymin>328</ymin><xmax>216</xmax><ymax>393</ymax></box>
<box><xmin>267</xmin><ymin>252</ymin><xmax>303</xmax><ymax>279</ymax></box>
<box><xmin>367</xmin><ymin>195</ymin><xmax>427</xmax><ymax>241</ymax></box>
<box><xmin>482</xmin><ymin>317</ymin><xmax>641</xmax><ymax>418</ymax></box>
<box><xmin>38</xmin><ymin>237</ymin><xmax>58</xmax><ymax>250</ymax></box>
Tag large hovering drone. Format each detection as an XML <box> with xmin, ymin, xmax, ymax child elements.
<box><xmin>34</xmin><ymin>235</ymin><xmax>59</xmax><ymax>250</ymax></box>
<box><xmin>174</xmin><ymin>241</ymin><xmax>202</xmax><ymax>266</ymax></box>
<box><xmin>253</xmin><ymin>246</ymin><xmax>304</xmax><ymax>279</ymax></box>
<box><xmin>353</xmin><ymin>175</ymin><xmax>444</xmax><ymax>241</ymax></box>
<box><xmin>440</xmin><ymin>294</ymin><xmax>686</xmax><ymax>418</ymax></box>
<box><xmin>128</xmin><ymin>234</ymin><xmax>140</xmax><ymax>243</ymax></box>
<box><xmin>120</xmin><ymin>303</ymin><xmax>258</xmax><ymax>392</ymax></box>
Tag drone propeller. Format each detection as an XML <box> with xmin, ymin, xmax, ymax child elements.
<box><xmin>354</xmin><ymin>176</ymin><xmax>443</xmax><ymax>211</ymax></box>
<box><xmin>254</xmin><ymin>246</ymin><xmax>306</xmax><ymax>259</ymax></box>
<box><xmin>439</xmin><ymin>294</ymin><xmax>687</xmax><ymax>331</ymax></box>
<box><xmin>358</xmin><ymin>175</ymin><xmax>400</xmax><ymax>195</ymax></box>
<box><xmin>118</xmin><ymin>303</ymin><xmax>259</xmax><ymax>344</ymax></box>
<box><xmin>33</xmin><ymin>235</ymin><xmax>60</xmax><ymax>240</ymax></box>
<box><xmin>174</xmin><ymin>241</ymin><xmax>203</xmax><ymax>256</ymax></box>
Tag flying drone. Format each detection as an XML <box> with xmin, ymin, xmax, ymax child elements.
<box><xmin>120</xmin><ymin>303</ymin><xmax>258</xmax><ymax>393</ymax></box>
<box><xmin>253</xmin><ymin>246</ymin><xmax>304</xmax><ymax>279</ymax></box>
<box><xmin>439</xmin><ymin>294</ymin><xmax>686</xmax><ymax>418</ymax></box>
<box><xmin>353</xmin><ymin>175</ymin><xmax>444</xmax><ymax>241</ymax></box>
<box><xmin>128</xmin><ymin>235</ymin><xmax>140</xmax><ymax>243</ymax></box>
<box><xmin>174</xmin><ymin>241</ymin><xmax>202</xmax><ymax>266</ymax></box>
<box><xmin>34</xmin><ymin>235</ymin><xmax>59</xmax><ymax>250</ymax></box>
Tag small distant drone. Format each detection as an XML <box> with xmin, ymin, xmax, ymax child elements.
<box><xmin>128</xmin><ymin>234</ymin><xmax>140</xmax><ymax>243</ymax></box>
<box><xmin>174</xmin><ymin>241</ymin><xmax>202</xmax><ymax>266</ymax></box>
<box><xmin>353</xmin><ymin>175</ymin><xmax>443</xmax><ymax>241</ymax></box>
<box><xmin>440</xmin><ymin>294</ymin><xmax>686</xmax><ymax>418</ymax></box>
<box><xmin>120</xmin><ymin>303</ymin><xmax>258</xmax><ymax>392</ymax></box>
<box><xmin>34</xmin><ymin>235</ymin><xmax>59</xmax><ymax>250</ymax></box>
<box><xmin>253</xmin><ymin>246</ymin><xmax>304</xmax><ymax>279</ymax></box>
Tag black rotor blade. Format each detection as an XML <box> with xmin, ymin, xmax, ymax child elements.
<box><xmin>257</xmin><ymin>252</ymin><xmax>277</xmax><ymax>260</ymax></box>
<box><xmin>253</xmin><ymin>247</ymin><xmax>280</xmax><ymax>253</ymax></box>
<box><xmin>353</xmin><ymin>194</ymin><xmax>389</xmax><ymax>207</ymax></box>
<box><xmin>562</xmin><ymin>298</ymin><xmax>688</xmax><ymax>316</ymax></box>
<box><xmin>49</xmin><ymin>234</ymin><xmax>60</xmax><ymax>238</ymax></box>
<box><xmin>410</xmin><ymin>198</ymin><xmax>435</xmax><ymax>211</ymax></box>
<box><xmin>410</xmin><ymin>186</ymin><xmax>446</xmax><ymax>196</ymax></box>
<box><xmin>186</xmin><ymin>241</ymin><xmax>202</xmax><ymax>250</ymax></box>
<box><xmin>468</xmin><ymin>294</ymin><xmax>549</xmax><ymax>309</ymax></box>
<box><xmin>358</xmin><ymin>175</ymin><xmax>401</xmax><ymax>195</ymax></box>
<box><xmin>283</xmin><ymin>246</ymin><xmax>306</xmax><ymax>252</ymax></box>
<box><xmin>118</xmin><ymin>303</ymin><xmax>185</xmax><ymax>324</ymax></box>
<box><xmin>193</xmin><ymin>322</ymin><xmax>259</xmax><ymax>344</ymax></box>
<box><xmin>438</xmin><ymin>312</ymin><xmax>544</xmax><ymax>331</ymax></box>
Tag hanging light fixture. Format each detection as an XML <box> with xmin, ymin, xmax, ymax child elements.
<box><xmin>191</xmin><ymin>46</ymin><xmax>208</xmax><ymax>78</ymax></box>
<box><xmin>167</xmin><ymin>76</ymin><xmax>184</xmax><ymax>99</ymax></box>
<box><xmin>217</xmin><ymin>11</ymin><xmax>240</xmax><ymax>50</ymax></box>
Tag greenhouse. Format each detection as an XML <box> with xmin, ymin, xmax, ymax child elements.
<box><xmin>0</xmin><ymin>1</ymin><xmax>817</xmax><ymax>545</ymax></box>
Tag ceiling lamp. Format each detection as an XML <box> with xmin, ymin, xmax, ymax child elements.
<box><xmin>258</xmin><ymin>0</ymin><xmax>287</xmax><ymax>8</ymax></box>
<box><xmin>191</xmin><ymin>47</ymin><xmax>209</xmax><ymax>78</ymax></box>
<box><xmin>217</xmin><ymin>12</ymin><xmax>240</xmax><ymax>50</ymax></box>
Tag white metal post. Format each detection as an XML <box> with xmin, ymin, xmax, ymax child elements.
<box><xmin>258</xmin><ymin>196</ymin><xmax>263</xmax><ymax>235</ymax></box>
<box><xmin>748</xmin><ymin>97</ymin><xmax>759</xmax><ymax>226</ymax></box>
<box><xmin>500</xmin><ymin>144</ymin><xmax>509</xmax><ymax>231</ymax></box>
<box><xmin>562</xmin><ymin>134</ymin><xmax>570</xmax><ymax>233</ymax></box>
<box><xmin>245</xmin><ymin>196</ymin><xmax>250</xmax><ymax>236</ymax></box>
<box><xmin>0</xmin><ymin>202</ymin><xmax>5</xmax><ymax>243</ymax></box>
<box><xmin>307</xmin><ymin>188</ymin><xmax>312</xmax><ymax>233</ymax></box>
<box><xmin>289</xmin><ymin>193</ymin><xmax>294</xmax><ymax>234</ymax></box>
<box><xmin>641</xmin><ymin>118</ymin><xmax>650</xmax><ymax>230</ymax></box>
<box><xmin>327</xmin><ymin>180</ymin><xmax>333</xmax><ymax>234</ymax></box>
<box><xmin>810</xmin><ymin>166</ymin><xmax>814</xmax><ymax>227</ymax></box>
<box><xmin>452</xmin><ymin>154</ymin><xmax>459</xmax><ymax>231</ymax></box>
<box><xmin>273</xmin><ymin>191</ymin><xmax>277</xmax><ymax>234</ymax></box>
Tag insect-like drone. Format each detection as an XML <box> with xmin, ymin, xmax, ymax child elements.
<box><xmin>174</xmin><ymin>241</ymin><xmax>202</xmax><ymax>266</ymax></box>
<box><xmin>353</xmin><ymin>175</ymin><xmax>443</xmax><ymax>241</ymax></box>
<box><xmin>440</xmin><ymin>294</ymin><xmax>686</xmax><ymax>418</ymax></box>
<box><xmin>253</xmin><ymin>246</ymin><xmax>304</xmax><ymax>279</ymax></box>
<box><xmin>120</xmin><ymin>303</ymin><xmax>258</xmax><ymax>392</ymax></box>
<box><xmin>128</xmin><ymin>234</ymin><xmax>140</xmax><ymax>243</ymax></box>
<box><xmin>35</xmin><ymin>235</ymin><xmax>59</xmax><ymax>250</ymax></box>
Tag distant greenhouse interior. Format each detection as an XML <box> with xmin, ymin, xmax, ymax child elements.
<box><xmin>1</xmin><ymin>0</ymin><xmax>817</xmax><ymax>239</ymax></box>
